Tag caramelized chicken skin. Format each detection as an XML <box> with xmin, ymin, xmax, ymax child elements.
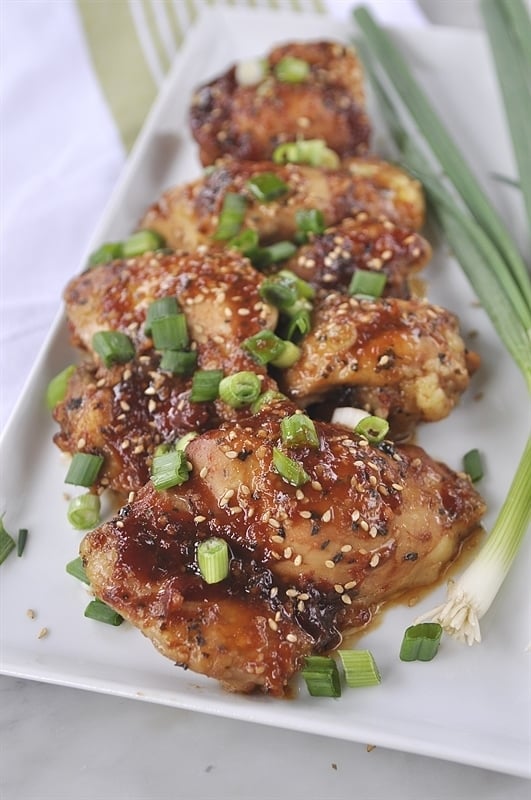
<box><xmin>190</xmin><ymin>41</ymin><xmax>370</xmax><ymax>166</ymax></box>
<box><xmin>80</xmin><ymin>406</ymin><xmax>485</xmax><ymax>695</ymax></box>
<box><xmin>139</xmin><ymin>157</ymin><xmax>426</xmax><ymax>252</ymax></box>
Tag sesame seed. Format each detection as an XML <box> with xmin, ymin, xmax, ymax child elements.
<box><xmin>341</xmin><ymin>594</ymin><xmax>352</xmax><ymax>605</ymax></box>
<box><xmin>286</xmin><ymin>588</ymin><xmax>299</xmax><ymax>598</ymax></box>
<box><xmin>271</xmin><ymin>535</ymin><xmax>284</xmax><ymax>544</ymax></box>
<box><xmin>271</xmin><ymin>551</ymin><xmax>281</xmax><ymax>560</ymax></box>
<box><xmin>321</xmin><ymin>509</ymin><xmax>332</xmax><ymax>523</ymax></box>
<box><xmin>267</xmin><ymin>618</ymin><xmax>278</xmax><ymax>632</ymax></box>
<box><xmin>351</xmin><ymin>510</ymin><xmax>360</xmax><ymax>522</ymax></box>
<box><xmin>341</xmin><ymin>544</ymin><xmax>353</xmax><ymax>552</ymax></box>
<box><xmin>77</xmin><ymin>437</ymin><xmax>86</xmax><ymax>449</ymax></box>
<box><xmin>293</xmin><ymin>554</ymin><xmax>303</xmax><ymax>567</ymax></box>
<box><xmin>194</xmin><ymin>515</ymin><xmax>206</xmax><ymax>523</ymax></box>
<box><xmin>286</xmin><ymin>633</ymin><xmax>298</xmax><ymax>643</ymax></box>
<box><xmin>311</xmin><ymin>480</ymin><xmax>323</xmax><ymax>491</ymax></box>
<box><xmin>268</xmin><ymin>518</ymin><xmax>281</xmax><ymax>528</ymax></box>
<box><xmin>344</xmin><ymin>580</ymin><xmax>357</xmax><ymax>590</ymax></box>
<box><xmin>370</xmin><ymin>554</ymin><xmax>380</xmax><ymax>567</ymax></box>
<box><xmin>128</xmin><ymin>491</ymin><xmax>136</xmax><ymax>503</ymax></box>
<box><xmin>144</xmin><ymin>386</ymin><xmax>156</xmax><ymax>396</ymax></box>
<box><xmin>369</xmin><ymin>526</ymin><xmax>378</xmax><ymax>538</ymax></box>
<box><xmin>199</xmin><ymin>466</ymin><xmax>208</xmax><ymax>478</ymax></box>
<box><xmin>392</xmin><ymin>483</ymin><xmax>404</xmax><ymax>492</ymax></box>
<box><xmin>283</xmin><ymin>547</ymin><xmax>293</xmax><ymax>559</ymax></box>
<box><xmin>299</xmin><ymin>510</ymin><xmax>312</xmax><ymax>519</ymax></box>
<box><xmin>148</xmin><ymin>399</ymin><xmax>157</xmax><ymax>413</ymax></box>
<box><xmin>324</xmin><ymin>560</ymin><xmax>335</xmax><ymax>569</ymax></box>
<box><xmin>121</xmin><ymin>439</ymin><xmax>130</xmax><ymax>450</ymax></box>
<box><xmin>295</xmin><ymin>489</ymin><xmax>305</xmax><ymax>500</ymax></box>
<box><xmin>38</xmin><ymin>627</ymin><xmax>49</xmax><ymax>639</ymax></box>
<box><xmin>270</xmin><ymin>587</ymin><xmax>278</xmax><ymax>598</ymax></box>
<box><xmin>237</xmin><ymin>308</ymin><xmax>250</xmax><ymax>316</ymax></box>
<box><xmin>360</xmin><ymin>520</ymin><xmax>369</xmax><ymax>532</ymax></box>
<box><xmin>225</xmin><ymin>450</ymin><xmax>238</xmax><ymax>459</ymax></box>
<box><xmin>26</xmin><ymin>609</ymin><xmax>36</xmax><ymax>619</ymax></box>
<box><xmin>334</xmin><ymin>584</ymin><xmax>344</xmax><ymax>594</ymax></box>
<box><xmin>133</xmin><ymin>444</ymin><xmax>145</xmax><ymax>454</ymax></box>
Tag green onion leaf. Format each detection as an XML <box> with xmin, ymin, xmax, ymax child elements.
<box><xmin>355</xmin><ymin>415</ymin><xmax>390</xmax><ymax>444</ymax></box>
<box><xmin>218</xmin><ymin>371</ymin><xmax>262</xmax><ymax>408</ymax></box>
<box><xmin>349</xmin><ymin>269</ymin><xmax>387</xmax><ymax>299</ymax></box>
<box><xmin>272</xmin><ymin>139</ymin><xmax>340</xmax><ymax>168</ymax></box>
<box><xmin>67</xmin><ymin>493</ymin><xmax>101</xmax><ymax>530</ymax></box>
<box><xmin>259</xmin><ymin>270</ymin><xmax>314</xmax><ymax>310</ymax></box>
<box><xmin>151</xmin><ymin>313</ymin><xmax>189</xmax><ymax>351</ymax></box>
<box><xmin>197</xmin><ymin>537</ymin><xmax>230</xmax><ymax>584</ymax></box>
<box><xmin>65</xmin><ymin>453</ymin><xmax>104</xmax><ymax>487</ymax></box>
<box><xmin>338</xmin><ymin>650</ymin><xmax>382</xmax><ymax>687</ymax></box>
<box><xmin>242</xmin><ymin>330</ymin><xmax>287</xmax><ymax>366</ymax></box>
<box><xmin>463</xmin><ymin>448</ymin><xmax>484</xmax><ymax>483</ymax></box>
<box><xmin>84</xmin><ymin>598</ymin><xmax>124</xmax><ymax>626</ymax></box>
<box><xmin>88</xmin><ymin>242</ymin><xmax>123</xmax><ymax>267</ymax></box>
<box><xmin>150</xmin><ymin>449</ymin><xmax>190</xmax><ymax>491</ymax></box>
<box><xmin>270</xmin><ymin>340</ymin><xmax>301</xmax><ymax>368</ymax></box>
<box><xmin>0</xmin><ymin>517</ymin><xmax>16</xmax><ymax>565</ymax></box>
<box><xmin>66</xmin><ymin>556</ymin><xmax>90</xmax><ymax>585</ymax></box>
<box><xmin>175</xmin><ymin>431</ymin><xmax>199</xmax><ymax>451</ymax></box>
<box><xmin>250</xmin><ymin>389</ymin><xmax>288</xmax><ymax>414</ymax></box>
<box><xmin>295</xmin><ymin>208</ymin><xmax>326</xmax><ymax>242</ymax></box>
<box><xmin>190</xmin><ymin>369</ymin><xmax>223</xmax><ymax>402</ymax></box>
<box><xmin>92</xmin><ymin>331</ymin><xmax>135</xmax><ymax>367</ymax></box>
<box><xmin>229</xmin><ymin>228</ymin><xmax>260</xmax><ymax>255</ymax></box>
<box><xmin>145</xmin><ymin>297</ymin><xmax>180</xmax><ymax>335</ymax></box>
<box><xmin>17</xmin><ymin>528</ymin><xmax>28</xmax><ymax>557</ymax></box>
<box><xmin>280</xmin><ymin>414</ymin><xmax>320</xmax><ymax>449</ymax></box>
<box><xmin>213</xmin><ymin>193</ymin><xmax>247</xmax><ymax>240</ymax></box>
<box><xmin>275</xmin><ymin>56</ymin><xmax>311</xmax><ymax>83</ymax></box>
<box><xmin>272</xmin><ymin>448</ymin><xmax>310</xmax><ymax>487</ymax></box>
<box><xmin>399</xmin><ymin>622</ymin><xmax>443</xmax><ymax>662</ymax></box>
<box><xmin>46</xmin><ymin>364</ymin><xmax>76</xmax><ymax>410</ymax></box>
<box><xmin>282</xmin><ymin>309</ymin><xmax>312</xmax><ymax>342</ymax></box>
<box><xmin>159</xmin><ymin>349</ymin><xmax>197</xmax><ymax>376</ymax></box>
<box><xmin>247</xmin><ymin>173</ymin><xmax>289</xmax><ymax>202</ymax></box>
<box><xmin>301</xmin><ymin>656</ymin><xmax>342</xmax><ymax>698</ymax></box>
<box><xmin>122</xmin><ymin>229</ymin><xmax>165</xmax><ymax>258</ymax></box>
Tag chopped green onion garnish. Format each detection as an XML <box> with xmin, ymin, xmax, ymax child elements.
<box><xmin>0</xmin><ymin>518</ymin><xmax>16</xmax><ymax>565</ymax></box>
<box><xmin>151</xmin><ymin>313</ymin><xmax>189</xmax><ymax>351</ymax></box>
<box><xmin>399</xmin><ymin>622</ymin><xmax>443</xmax><ymax>662</ymax></box>
<box><xmin>150</xmin><ymin>449</ymin><xmax>190</xmax><ymax>491</ymax></box>
<box><xmin>175</xmin><ymin>431</ymin><xmax>199</xmax><ymax>451</ymax></box>
<box><xmin>274</xmin><ymin>56</ymin><xmax>310</xmax><ymax>83</ymax></box>
<box><xmin>250</xmin><ymin>389</ymin><xmax>288</xmax><ymax>414</ymax></box>
<box><xmin>197</xmin><ymin>537</ymin><xmax>230</xmax><ymax>584</ymax></box>
<box><xmin>17</xmin><ymin>528</ymin><xmax>28</xmax><ymax>557</ymax></box>
<box><xmin>272</xmin><ymin>139</ymin><xmax>340</xmax><ymax>168</ymax></box>
<box><xmin>355</xmin><ymin>415</ymin><xmax>389</xmax><ymax>444</ymax></box>
<box><xmin>213</xmin><ymin>193</ymin><xmax>247</xmax><ymax>240</ymax></box>
<box><xmin>264</xmin><ymin>241</ymin><xmax>297</xmax><ymax>263</ymax></box>
<box><xmin>88</xmin><ymin>241</ymin><xmax>123</xmax><ymax>267</ymax></box>
<box><xmin>280</xmin><ymin>414</ymin><xmax>319</xmax><ymax>449</ymax></box>
<box><xmin>67</xmin><ymin>493</ymin><xmax>101</xmax><ymax>530</ymax></box>
<box><xmin>338</xmin><ymin>650</ymin><xmax>381</xmax><ymax>687</ymax></box>
<box><xmin>145</xmin><ymin>297</ymin><xmax>180</xmax><ymax>335</ymax></box>
<box><xmin>295</xmin><ymin>208</ymin><xmax>326</xmax><ymax>243</ymax></box>
<box><xmin>242</xmin><ymin>330</ymin><xmax>287</xmax><ymax>366</ymax></box>
<box><xmin>92</xmin><ymin>330</ymin><xmax>135</xmax><ymax>367</ymax></box>
<box><xmin>283</xmin><ymin>309</ymin><xmax>312</xmax><ymax>342</ymax></box>
<box><xmin>159</xmin><ymin>349</ymin><xmax>197</xmax><ymax>376</ymax></box>
<box><xmin>463</xmin><ymin>448</ymin><xmax>483</xmax><ymax>483</ymax></box>
<box><xmin>270</xmin><ymin>340</ymin><xmax>301</xmax><ymax>368</ymax></box>
<box><xmin>301</xmin><ymin>656</ymin><xmax>342</xmax><ymax>698</ymax></box>
<box><xmin>65</xmin><ymin>453</ymin><xmax>104</xmax><ymax>487</ymax></box>
<box><xmin>190</xmin><ymin>369</ymin><xmax>223</xmax><ymax>402</ymax></box>
<box><xmin>229</xmin><ymin>228</ymin><xmax>259</xmax><ymax>255</ymax></box>
<box><xmin>349</xmin><ymin>269</ymin><xmax>388</xmax><ymax>299</ymax></box>
<box><xmin>84</xmin><ymin>598</ymin><xmax>124</xmax><ymax>626</ymax></box>
<box><xmin>218</xmin><ymin>371</ymin><xmax>261</xmax><ymax>408</ymax></box>
<box><xmin>247</xmin><ymin>173</ymin><xmax>289</xmax><ymax>202</ymax></box>
<box><xmin>259</xmin><ymin>270</ymin><xmax>314</xmax><ymax>310</ymax></box>
<box><xmin>66</xmin><ymin>556</ymin><xmax>90</xmax><ymax>585</ymax></box>
<box><xmin>46</xmin><ymin>364</ymin><xmax>76</xmax><ymax>410</ymax></box>
<box><xmin>272</xmin><ymin>447</ymin><xmax>310</xmax><ymax>487</ymax></box>
<box><xmin>121</xmin><ymin>229</ymin><xmax>165</xmax><ymax>258</ymax></box>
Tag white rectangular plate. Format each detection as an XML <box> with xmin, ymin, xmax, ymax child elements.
<box><xmin>1</xmin><ymin>7</ymin><xmax>530</xmax><ymax>779</ymax></box>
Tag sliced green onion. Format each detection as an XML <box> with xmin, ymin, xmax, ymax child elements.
<box><xmin>263</xmin><ymin>241</ymin><xmax>297</xmax><ymax>263</ymax></box>
<box><xmin>399</xmin><ymin>622</ymin><xmax>443</xmax><ymax>662</ymax></box>
<box><xmin>67</xmin><ymin>493</ymin><xmax>101</xmax><ymax>530</ymax></box>
<box><xmin>175</xmin><ymin>431</ymin><xmax>199</xmax><ymax>451</ymax></box>
<box><xmin>338</xmin><ymin>650</ymin><xmax>381</xmax><ymax>687</ymax></box>
<box><xmin>250</xmin><ymin>390</ymin><xmax>288</xmax><ymax>414</ymax></box>
<box><xmin>247</xmin><ymin>173</ymin><xmax>289</xmax><ymax>202</ymax></box>
<box><xmin>46</xmin><ymin>364</ymin><xmax>76</xmax><ymax>410</ymax></box>
<box><xmin>66</xmin><ymin>556</ymin><xmax>90</xmax><ymax>585</ymax></box>
<box><xmin>213</xmin><ymin>193</ymin><xmax>247</xmax><ymax>240</ymax></box>
<box><xmin>218</xmin><ymin>371</ymin><xmax>261</xmax><ymax>408</ymax></box>
<box><xmin>272</xmin><ymin>447</ymin><xmax>310</xmax><ymax>487</ymax></box>
<box><xmin>159</xmin><ymin>349</ymin><xmax>197</xmax><ymax>376</ymax></box>
<box><xmin>17</xmin><ymin>528</ymin><xmax>28</xmax><ymax>557</ymax></box>
<box><xmin>122</xmin><ymin>229</ymin><xmax>165</xmax><ymax>258</ymax></box>
<box><xmin>92</xmin><ymin>330</ymin><xmax>135</xmax><ymax>367</ymax></box>
<box><xmin>280</xmin><ymin>414</ymin><xmax>319</xmax><ymax>449</ymax></box>
<box><xmin>270</xmin><ymin>340</ymin><xmax>301</xmax><ymax>368</ymax></box>
<box><xmin>295</xmin><ymin>208</ymin><xmax>326</xmax><ymax>243</ymax></box>
<box><xmin>197</xmin><ymin>537</ymin><xmax>230</xmax><ymax>584</ymax></box>
<box><xmin>150</xmin><ymin>449</ymin><xmax>190</xmax><ymax>491</ymax></box>
<box><xmin>259</xmin><ymin>270</ymin><xmax>314</xmax><ymax>310</ymax></box>
<box><xmin>84</xmin><ymin>598</ymin><xmax>124</xmax><ymax>626</ymax></box>
<box><xmin>274</xmin><ymin>56</ymin><xmax>310</xmax><ymax>83</ymax></box>
<box><xmin>190</xmin><ymin>369</ymin><xmax>223</xmax><ymax>402</ymax></box>
<box><xmin>301</xmin><ymin>656</ymin><xmax>341</xmax><ymax>698</ymax></box>
<box><xmin>0</xmin><ymin>517</ymin><xmax>16</xmax><ymax>565</ymax></box>
<box><xmin>65</xmin><ymin>453</ymin><xmax>104</xmax><ymax>487</ymax></box>
<box><xmin>272</xmin><ymin>139</ymin><xmax>340</xmax><ymax>169</ymax></box>
<box><xmin>355</xmin><ymin>415</ymin><xmax>389</xmax><ymax>444</ymax></box>
<box><xmin>88</xmin><ymin>241</ymin><xmax>123</xmax><ymax>267</ymax></box>
<box><xmin>242</xmin><ymin>330</ymin><xmax>286</xmax><ymax>366</ymax></box>
<box><xmin>463</xmin><ymin>448</ymin><xmax>484</xmax><ymax>483</ymax></box>
<box><xmin>145</xmin><ymin>297</ymin><xmax>180</xmax><ymax>335</ymax></box>
<box><xmin>283</xmin><ymin>309</ymin><xmax>312</xmax><ymax>342</ymax></box>
<box><xmin>229</xmin><ymin>228</ymin><xmax>259</xmax><ymax>255</ymax></box>
<box><xmin>349</xmin><ymin>269</ymin><xmax>387</xmax><ymax>299</ymax></box>
<box><xmin>151</xmin><ymin>313</ymin><xmax>189</xmax><ymax>351</ymax></box>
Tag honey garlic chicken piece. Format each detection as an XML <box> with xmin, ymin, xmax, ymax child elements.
<box><xmin>284</xmin><ymin>213</ymin><xmax>432</xmax><ymax>297</ymax></box>
<box><xmin>80</xmin><ymin>406</ymin><xmax>485</xmax><ymax>695</ymax></box>
<box><xmin>139</xmin><ymin>158</ymin><xmax>426</xmax><ymax>253</ymax></box>
<box><xmin>190</xmin><ymin>41</ymin><xmax>370</xmax><ymax>166</ymax></box>
<box><xmin>280</xmin><ymin>294</ymin><xmax>478</xmax><ymax>432</ymax></box>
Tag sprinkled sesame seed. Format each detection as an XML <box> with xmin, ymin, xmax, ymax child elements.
<box><xmin>293</xmin><ymin>554</ymin><xmax>302</xmax><ymax>567</ymax></box>
<box><xmin>334</xmin><ymin>584</ymin><xmax>344</xmax><ymax>594</ymax></box>
<box><xmin>392</xmin><ymin>483</ymin><xmax>404</xmax><ymax>491</ymax></box>
<box><xmin>370</xmin><ymin>554</ymin><xmax>380</xmax><ymax>567</ymax></box>
<box><xmin>341</xmin><ymin>594</ymin><xmax>352</xmax><ymax>605</ymax></box>
<box><xmin>324</xmin><ymin>560</ymin><xmax>335</xmax><ymax>569</ymax></box>
<box><xmin>299</xmin><ymin>510</ymin><xmax>312</xmax><ymax>519</ymax></box>
<box><xmin>271</xmin><ymin>551</ymin><xmax>281</xmax><ymax>560</ymax></box>
<box><xmin>267</xmin><ymin>618</ymin><xmax>278</xmax><ymax>632</ymax></box>
<box><xmin>284</xmin><ymin>546</ymin><xmax>293</xmax><ymax>559</ymax></box>
<box><xmin>26</xmin><ymin>609</ymin><xmax>36</xmax><ymax>619</ymax></box>
<box><xmin>199</xmin><ymin>466</ymin><xmax>208</xmax><ymax>478</ymax></box>
<box><xmin>144</xmin><ymin>386</ymin><xmax>156</xmax><ymax>396</ymax></box>
<box><xmin>268</xmin><ymin>518</ymin><xmax>281</xmax><ymax>528</ymax></box>
<box><xmin>311</xmin><ymin>480</ymin><xmax>323</xmax><ymax>491</ymax></box>
<box><xmin>38</xmin><ymin>627</ymin><xmax>49</xmax><ymax>639</ymax></box>
<box><xmin>271</xmin><ymin>535</ymin><xmax>284</xmax><ymax>544</ymax></box>
<box><xmin>341</xmin><ymin>544</ymin><xmax>353</xmax><ymax>553</ymax></box>
<box><xmin>344</xmin><ymin>580</ymin><xmax>357</xmax><ymax>590</ymax></box>
<box><xmin>77</xmin><ymin>437</ymin><xmax>86</xmax><ymax>449</ymax></box>
<box><xmin>321</xmin><ymin>509</ymin><xmax>332</xmax><ymax>523</ymax></box>
<box><xmin>369</xmin><ymin>526</ymin><xmax>378</xmax><ymax>538</ymax></box>
<box><xmin>360</xmin><ymin>520</ymin><xmax>369</xmax><ymax>532</ymax></box>
<box><xmin>351</xmin><ymin>510</ymin><xmax>360</xmax><ymax>522</ymax></box>
<box><xmin>286</xmin><ymin>588</ymin><xmax>299</xmax><ymax>598</ymax></box>
<box><xmin>225</xmin><ymin>450</ymin><xmax>238</xmax><ymax>459</ymax></box>
<box><xmin>286</xmin><ymin>633</ymin><xmax>298</xmax><ymax>643</ymax></box>
<box><xmin>128</xmin><ymin>491</ymin><xmax>136</xmax><ymax>503</ymax></box>
<box><xmin>270</xmin><ymin>587</ymin><xmax>278</xmax><ymax>598</ymax></box>
<box><xmin>194</xmin><ymin>515</ymin><xmax>206</xmax><ymax>523</ymax></box>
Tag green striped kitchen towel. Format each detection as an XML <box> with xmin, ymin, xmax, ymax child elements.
<box><xmin>76</xmin><ymin>0</ymin><xmax>327</xmax><ymax>152</ymax></box>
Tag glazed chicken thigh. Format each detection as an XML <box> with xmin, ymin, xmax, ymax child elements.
<box><xmin>80</xmin><ymin>405</ymin><xmax>485</xmax><ymax>695</ymax></box>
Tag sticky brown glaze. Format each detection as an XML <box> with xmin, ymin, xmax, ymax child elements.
<box><xmin>280</xmin><ymin>293</ymin><xmax>479</xmax><ymax>435</ymax></box>
<box><xmin>189</xmin><ymin>41</ymin><xmax>370</xmax><ymax>166</ymax></box>
<box><xmin>80</xmin><ymin>406</ymin><xmax>485</xmax><ymax>695</ymax></box>
<box><xmin>139</xmin><ymin>158</ymin><xmax>426</xmax><ymax>253</ymax></box>
<box><xmin>284</xmin><ymin>213</ymin><xmax>432</xmax><ymax>297</ymax></box>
